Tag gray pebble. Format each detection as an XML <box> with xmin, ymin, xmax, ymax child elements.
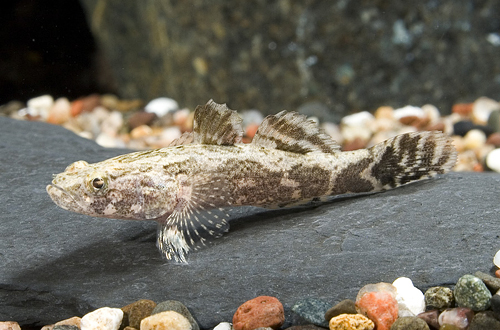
<box><xmin>474</xmin><ymin>271</ymin><xmax>500</xmax><ymax>292</ymax></box>
<box><xmin>291</xmin><ymin>298</ymin><xmax>331</xmax><ymax>328</ymax></box>
<box><xmin>390</xmin><ymin>316</ymin><xmax>429</xmax><ymax>330</ymax></box>
<box><xmin>454</xmin><ymin>274</ymin><xmax>492</xmax><ymax>311</ymax></box>
<box><xmin>424</xmin><ymin>286</ymin><xmax>454</xmax><ymax>309</ymax></box>
<box><xmin>468</xmin><ymin>312</ymin><xmax>500</xmax><ymax>330</ymax></box>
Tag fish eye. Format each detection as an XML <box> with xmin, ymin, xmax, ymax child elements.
<box><xmin>92</xmin><ymin>177</ymin><xmax>105</xmax><ymax>189</ymax></box>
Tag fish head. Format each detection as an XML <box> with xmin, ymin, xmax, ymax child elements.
<box><xmin>46</xmin><ymin>160</ymin><xmax>178</xmax><ymax>221</ymax></box>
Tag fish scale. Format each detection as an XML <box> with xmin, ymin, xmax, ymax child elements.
<box><xmin>47</xmin><ymin>100</ymin><xmax>457</xmax><ymax>263</ymax></box>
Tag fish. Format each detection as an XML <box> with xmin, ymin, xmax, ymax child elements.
<box><xmin>46</xmin><ymin>100</ymin><xmax>457</xmax><ymax>263</ymax></box>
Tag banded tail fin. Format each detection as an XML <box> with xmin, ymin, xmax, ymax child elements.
<box><xmin>368</xmin><ymin>131</ymin><xmax>457</xmax><ymax>190</ymax></box>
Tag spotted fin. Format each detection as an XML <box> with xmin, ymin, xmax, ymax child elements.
<box><xmin>252</xmin><ymin>111</ymin><xmax>340</xmax><ymax>154</ymax></box>
<box><xmin>156</xmin><ymin>174</ymin><xmax>233</xmax><ymax>263</ymax></box>
<box><xmin>168</xmin><ymin>131</ymin><xmax>194</xmax><ymax>147</ymax></box>
<box><xmin>192</xmin><ymin>100</ymin><xmax>243</xmax><ymax>145</ymax></box>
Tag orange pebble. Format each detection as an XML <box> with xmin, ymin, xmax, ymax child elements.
<box><xmin>495</xmin><ymin>269</ymin><xmax>500</xmax><ymax>278</ymax></box>
<box><xmin>246</xmin><ymin>123</ymin><xmax>260</xmax><ymax>139</ymax></box>
<box><xmin>452</xmin><ymin>103</ymin><xmax>473</xmax><ymax>116</ymax></box>
<box><xmin>70</xmin><ymin>100</ymin><xmax>84</xmax><ymax>117</ymax></box>
<box><xmin>473</xmin><ymin>163</ymin><xmax>484</xmax><ymax>172</ymax></box>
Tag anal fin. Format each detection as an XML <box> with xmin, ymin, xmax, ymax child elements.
<box><xmin>252</xmin><ymin>111</ymin><xmax>340</xmax><ymax>154</ymax></box>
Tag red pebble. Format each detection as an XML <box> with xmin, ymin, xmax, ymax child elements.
<box><xmin>356</xmin><ymin>291</ymin><xmax>398</xmax><ymax>330</ymax></box>
<box><xmin>495</xmin><ymin>269</ymin><xmax>500</xmax><ymax>278</ymax></box>
<box><xmin>233</xmin><ymin>296</ymin><xmax>284</xmax><ymax>330</ymax></box>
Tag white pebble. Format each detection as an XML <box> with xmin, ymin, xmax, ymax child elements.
<box><xmin>422</xmin><ymin>104</ymin><xmax>441</xmax><ymax>124</ymax></box>
<box><xmin>473</xmin><ymin>96</ymin><xmax>500</xmax><ymax>124</ymax></box>
<box><xmin>140</xmin><ymin>311</ymin><xmax>191</xmax><ymax>330</ymax></box>
<box><xmin>145</xmin><ymin>97</ymin><xmax>179</xmax><ymax>117</ymax></box>
<box><xmin>27</xmin><ymin>94</ymin><xmax>54</xmax><ymax>120</ymax></box>
<box><xmin>96</xmin><ymin>133</ymin><xmax>126</xmax><ymax>148</ymax></box>
<box><xmin>392</xmin><ymin>277</ymin><xmax>425</xmax><ymax>316</ymax></box>
<box><xmin>101</xmin><ymin>111</ymin><xmax>124</xmax><ymax>137</ymax></box>
<box><xmin>321</xmin><ymin>122</ymin><xmax>343</xmax><ymax>145</ymax></box>
<box><xmin>48</xmin><ymin>97</ymin><xmax>71</xmax><ymax>124</ymax></box>
<box><xmin>393</xmin><ymin>105</ymin><xmax>425</xmax><ymax>120</ymax></box>
<box><xmin>81</xmin><ymin>307</ymin><xmax>123</xmax><ymax>330</ymax></box>
<box><xmin>213</xmin><ymin>322</ymin><xmax>233</xmax><ymax>330</ymax></box>
<box><xmin>487</xmin><ymin>148</ymin><xmax>500</xmax><ymax>173</ymax></box>
<box><xmin>463</xmin><ymin>129</ymin><xmax>486</xmax><ymax>150</ymax></box>
<box><xmin>341</xmin><ymin>111</ymin><xmax>375</xmax><ymax>127</ymax></box>
<box><xmin>494</xmin><ymin>249</ymin><xmax>500</xmax><ymax>268</ymax></box>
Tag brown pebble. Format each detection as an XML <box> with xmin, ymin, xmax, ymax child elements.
<box><xmin>473</xmin><ymin>163</ymin><xmax>484</xmax><ymax>172</ymax></box>
<box><xmin>426</xmin><ymin>122</ymin><xmax>446</xmax><ymax>132</ymax></box>
<box><xmin>128</xmin><ymin>111</ymin><xmax>157</xmax><ymax>129</ymax></box>
<box><xmin>70</xmin><ymin>100</ymin><xmax>84</xmax><ymax>117</ymax></box>
<box><xmin>122</xmin><ymin>299</ymin><xmax>157</xmax><ymax>329</ymax></box>
<box><xmin>246</xmin><ymin>123</ymin><xmax>259</xmax><ymax>139</ymax></box>
<box><xmin>123</xmin><ymin>327</ymin><xmax>137</xmax><ymax>330</ymax></box>
<box><xmin>342</xmin><ymin>138</ymin><xmax>367</xmax><ymax>151</ymax></box>
<box><xmin>496</xmin><ymin>269</ymin><xmax>500</xmax><ymax>279</ymax></box>
<box><xmin>233</xmin><ymin>296</ymin><xmax>285</xmax><ymax>330</ymax></box>
<box><xmin>417</xmin><ymin>310</ymin><xmax>440</xmax><ymax>329</ymax></box>
<box><xmin>452</xmin><ymin>103</ymin><xmax>474</xmax><ymax>116</ymax></box>
<box><xmin>487</xmin><ymin>132</ymin><xmax>500</xmax><ymax>147</ymax></box>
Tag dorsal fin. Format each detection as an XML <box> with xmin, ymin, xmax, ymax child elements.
<box><xmin>193</xmin><ymin>100</ymin><xmax>243</xmax><ymax>145</ymax></box>
<box><xmin>252</xmin><ymin>111</ymin><xmax>340</xmax><ymax>154</ymax></box>
<box><xmin>168</xmin><ymin>131</ymin><xmax>194</xmax><ymax>147</ymax></box>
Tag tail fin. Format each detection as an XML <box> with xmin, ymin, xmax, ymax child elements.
<box><xmin>368</xmin><ymin>131</ymin><xmax>457</xmax><ymax>190</ymax></box>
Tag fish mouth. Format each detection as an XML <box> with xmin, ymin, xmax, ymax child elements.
<box><xmin>46</xmin><ymin>183</ymin><xmax>86</xmax><ymax>214</ymax></box>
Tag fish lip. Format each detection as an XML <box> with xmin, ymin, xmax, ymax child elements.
<box><xmin>46</xmin><ymin>183</ymin><xmax>86</xmax><ymax>212</ymax></box>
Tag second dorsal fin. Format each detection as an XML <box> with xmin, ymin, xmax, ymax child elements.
<box><xmin>193</xmin><ymin>100</ymin><xmax>243</xmax><ymax>145</ymax></box>
<box><xmin>252</xmin><ymin>111</ymin><xmax>340</xmax><ymax>154</ymax></box>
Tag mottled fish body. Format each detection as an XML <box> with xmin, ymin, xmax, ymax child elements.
<box><xmin>47</xmin><ymin>100</ymin><xmax>457</xmax><ymax>262</ymax></box>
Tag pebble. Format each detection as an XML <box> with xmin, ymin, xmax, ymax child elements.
<box><xmin>468</xmin><ymin>312</ymin><xmax>500</xmax><ymax>330</ymax></box>
<box><xmin>101</xmin><ymin>111</ymin><xmax>124</xmax><ymax>137</ymax></box>
<box><xmin>389</xmin><ymin>316</ymin><xmax>429</xmax><ymax>330</ymax></box>
<box><xmin>453</xmin><ymin>120</ymin><xmax>475</xmax><ymax>137</ymax></box>
<box><xmin>438</xmin><ymin>307</ymin><xmax>474</xmax><ymax>330</ymax></box>
<box><xmin>463</xmin><ymin>129</ymin><xmax>486</xmax><ymax>150</ymax></box>
<box><xmin>324</xmin><ymin>299</ymin><xmax>357</xmax><ymax>321</ymax></box>
<box><xmin>213</xmin><ymin>322</ymin><xmax>233</xmax><ymax>330</ymax></box>
<box><xmin>95</xmin><ymin>133</ymin><xmax>126</xmax><ymax>148</ymax></box>
<box><xmin>140</xmin><ymin>311</ymin><xmax>191</xmax><ymax>330</ymax></box>
<box><xmin>291</xmin><ymin>298</ymin><xmax>331</xmax><ymax>327</ymax></box>
<box><xmin>54</xmin><ymin>317</ymin><xmax>82</xmax><ymax>328</ymax></box>
<box><xmin>80</xmin><ymin>307</ymin><xmax>123</xmax><ymax>330</ymax></box>
<box><xmin>355</xmin><ymin>283</ymin><xmax>399</xmax><ymax>330</ymax></box>
<box><xmin>152</xmin><ymin>300</ymin><xmax>199</xmax><ymax>330</ymax></box>
<box><xmin>472</xmin><ymin>96</ymin><xmax>500</xmax><ymax>124</ymax></box>
<box><xmin>491</xmin><ymin>290</ymin><xmax>500</xmax><ymax>314</ymax></box>
<box><xmin>47</xmin><ymin>97</ymin><xmax>71</xmax><ymax>125</ymax></box>
<box><xmin>27</xmin><ymin>94</ymin><xmax>54</xmax><ymax>120</ymax></box>
<box><xmin>284</xmin><ymin>326</ymin><xmax>326</xmax><ymax>330</ymax></box>
<box><xmin>233</xmin><ymin>296</ymin><xmax>284</xmax><ymax>330</ymax></box>
<box><xmin>454</xmin><ymin>274</ymin><xmax>492</xmax><ymax>311</ymax></box>
<box><xmin>424</xmin><ymin>286</ymin><xmax>454</xmax><ymax>309</ymax></box>
<box><xmin>487</xmin><ymin>132</ymin><xmax>500</xmax><ymax>147</ymax></box>
<box><xmin>393</xmin><ymin>105</ymin><xmax>425</xmax><ymax>120</ymax></box>
<box><xmin>422</xmin><ymin>104</ymin><xmax>441</xmax><ymax>124</ymax></box>
<box><xmin>145</xmin><ymin>97</ymin><xmax>179</xmax><ymax>117</ymax></box>
<box><xmin>486</xmin><ymin>148</ymin><xmax>500</xmax><ymax>172</ymax></box>
<box><xmin>417</xmin><ymin>310</ymin><xmax>440</xmax><ymax>329</ymax></box>
<box><xmin>121</xmin><ymin>299</ymin><xmax>156</xmax><ymax>329</ymax></box>
<box><xmin>0</xmin><ymin>321</ymin><xmax>21</xmax><ymax>330</ymax></box>
<box><xmin>474</xmin><ymin>271</ymin><xmax>500</xmax><ymax>292</ymax></box>
<box><xmin>439</xmin><ymin>325</ymin><xmax>460</xmax><ymax>330</ymax></box>
<box><xmin>452</xmin><ymin>103</ymin><xmax>473</xmax><ymax>116</ymax></box>
<box><xmin>488</xmin><ymin>109</ymin><xmax>500</xmax><ymax>132</ymax></box>
<box><xmin>128</xmin><ymin>111</ymin><xmax>157</xmax><ymax>129</ymax></box>
<box><xmin>53</xmin><ymin>326</ymin><xmax>78</xmax><ymax>330</ymax></box>
<box><xmin>328</xmin><ymin>313</ymin><xmax>374</xmax><ymax>330</ymax></box>
<box><xmin>392</xmin><ymin>277</ymin><xmax>425</xmax><ymax>316</ymax></box>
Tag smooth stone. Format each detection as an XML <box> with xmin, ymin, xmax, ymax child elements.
<box><xmin>53</xmin><ymin>326</ymin><xmax>78</xmax><ymax>330</ymax></box>
<box><xmin>473</xmin><ymin>96</ymin><xmax>500</xmax><ymax>124</ymax></box>
<box><xmin>487</xmin><ymin>132</ymin><xmax>500</xmax><ymax>147</ymax></box>
<box><xmin>486</xmin><ymin>148</ymin><xmax>500</xmax><ymax>173</ymax></box>
<box><xmin>439</xmin><ymin>325</ymin><xmax>460</xmax><ymax>330</ymax></box>
<box><xmin>140</xmin><ymin>311</ymin><xmax>191</xmax><ymax>330</ymax></box>
<box><xmin>127</xmin><ymin>111</ymin><xmax>157</xmax><ymax>130</ymax></box>
<box><xmin>393</xmin><ymin>105</ymin><xmax>425</xmax><ymax>120</ymax></box>
<box><xmin>424</xmin><ymin>287</ymin><xmax>454</xmax><ymax>310</ymax></box>
<box><xmin>454</xmin><ymin>274</ymin><xmax>492</xmax><ymax>311</ymax></box>
<box><xmin>474</xmin><ymin>271</ymin><xmax>500</xmax><ymax>292</ymax></box>
<box><xmin>356</xmin><ymin>290</ymin><xmax>398</xmax><ymax>330</ymax></box>
<box><xmin>54</xmin><ymin>316</ymin><xmax>81</xmax><ymax>328</ymax></box>
<box><xmin>47</xmin><ymin>97</ymin><xmax>71</xmax><ymax>125</ymax></box>
<box><xmin>468</xmin><ymin>311</ymin><xmax>500</xmax><ymax>330</ymax></box>
<box><xmin>291</xmin><ymin>298</ymin><xmax>331</xmax><ymax>328</ymax></box>
<box><xmin>328</xmin><ymin>313</ymin><xmax>374</xmax><ymax>330</ymax></box>
<box><xmin>438</xmin><ymin>307</ymin><xmax>473</xmax><ymax>330</ymax></box>
<box><xmin>453</xmin><ymin>121</ymin><xmax>475</xmax><ymax>137</ymax></box>
<box><xmin>81</xmin><ymin>307</ymin><xmax>123</xmax><ymax>330</ymax></box>
<box><xmin>389</xmin><ymin>316</ymin><xmax>429</xmax><ymax>330</ymax></box>
<box><xmin>492</xmin><ymin>291</ymin><xmax>500</xmax><ymax>314</ymax></box>
<box><xmin>3</xmin><ymin>116</ymin><xmax>500</xmax><ymax>329</ymax></box>
<box><xmin>341</xmin><ymin>111</ymin><xmax>375</xmax><ymax>127</ymax></box>
<box><xmin>152</xmin><ymin>300</ymin><xmax>199</xmax><ymax>330</ymax></box>
<box><xmin>121</xmin><ymin>299</ymin><xmax>156</xmax><ymax>329</ymax></box>
<box><xmin>0</xmin><ymin>322</ymin><xmax>21</xmax><ymax>330</ymax></box>
<box><xmin>123</xmin><ymin>327</ymin><xmax>136</xmax><ymax>330</ymax></box>
<box><xmin>27</xmin><ymin>94</ymin><xmax>54</xmax><ymax>119</ymax></box>
<box><xmin>233</xmin><ymin>296</ymin><xmax>284</xmax><ymax>330</ymax></box>
<box><xmin>463</xmin><ymin>129</ymin><xmax>486</xmax><ymax>150</ymax></box>
<box><xmin>392</xmin><ymin>277</ymin><xmax>425</xmax><ymax>316</ymax></box>
<box><xmin>324</xmin><ymin>299</ymin><xmax>357</xmax><ymax>321</ymax></box>
<box><xmin>213</xmin><ymin>322</ymin><xmax>233</xmax><ymax>330</ymax></box>
<box><xmin>144</xmin><ymin>97</ymin><xmax>178</xmax><ymax>117</ymax></box>
<box><xmin>417</xmin><ymin>310</ymin><xmax>439</xmax><ymax>330</ymax></box>
<box><xmin>488</xmin><ymin>109</ymin><xmax>500</xmax><ymax>133</ymax></box>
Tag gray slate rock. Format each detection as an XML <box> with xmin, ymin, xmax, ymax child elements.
<box><xmin>1</xmin><ymin>117</ymin><xmax>500</xmax><ymax>329</ymax></box>
<box><xmin>291</xmin><ymin>298</ymin><xmax>331</xmax><ymax>328</ymax></box>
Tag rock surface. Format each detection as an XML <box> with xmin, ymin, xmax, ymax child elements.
<box><xmin>1</xmin><ymin>117</ymin><xmax>500</xmax><ymax>329</ymax></box>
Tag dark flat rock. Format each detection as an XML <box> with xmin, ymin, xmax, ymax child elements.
<box><xmin>1</xmin><ymin>116</ymin><xmax>499</xmax><ymax>328</ymax></box>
